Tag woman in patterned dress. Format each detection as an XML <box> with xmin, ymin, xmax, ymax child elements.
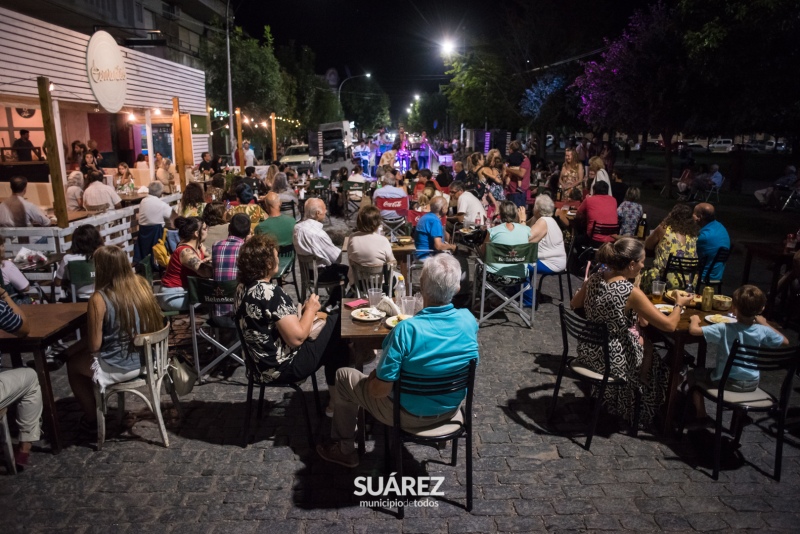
<box><xmin>559</xmin><ymin>147</ymin><xmax>584</xmax><ymax>197</ymax></box>
<box><xmin>234</xmin><ymin>234</ymin><xmax>348</xmax><ymax>413</ymax></box>
<box><xmin>640</xmin><ymin>203</ymin><xmax>699</xmax><ymax>291</ymax></box>
<box><xmin>571</xmin><ymin>238</ymin><xmax>693</xmax><ymax>427</ymax></box>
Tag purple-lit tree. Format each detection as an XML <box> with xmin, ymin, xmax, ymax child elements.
<box><xmin>574</xmin><ymin>3</ymin><xmax>695</xmax><ymax>194</ymax></box>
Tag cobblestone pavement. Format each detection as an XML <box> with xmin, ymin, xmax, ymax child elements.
<box><xmin>2</xmin><ymin>217</ymin><xmax>799</xmax><ymax>532</ymax></box>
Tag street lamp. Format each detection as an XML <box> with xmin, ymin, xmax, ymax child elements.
<box><xmin>441</xmin><ymin>40</ymin><xmax>455</xmax><ymax>56</ymax></box>
<box><xmin>406</xmin><ymin>108</ymin><xmax>412</xmax><ymax>114</ymax></box>
<box><xmin>337</xmin><ymin>73</ymin><xmax>371</xmax><ymax>109</ymax></box>
<box><xmin>226</xmin><ymin>0</ymin><xmax>235</xmax><ymax>155</ymax></box>
<box><xmin>414</xmin><ymin>94</ymin><xmax>420</xmax><ymax>101</ymax></box>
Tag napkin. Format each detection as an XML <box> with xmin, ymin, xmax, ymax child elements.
<box><xmin>376</xmin><ymin>295</ymin><xmax>401</xmax><ymax>316</ymax></box>
<box><xmin>13</xmin><ymin>247</ymin><xmax>46</xmax><ymax>264</ymax></box>
<box><xmin>138</xmin><ymin>186</ymin><xmax>149</xmax><ymax>193</ymax></box>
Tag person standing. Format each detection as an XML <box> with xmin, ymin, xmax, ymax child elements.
<box><xmin>504</xmin><ymin>140</ymin><xmax>531</xmax><ymax>208</ymax></box>
<box><xmin>11</xmin><ymin>130</ymin><xmax>37</xmax><ymax>161</ymax></box>
<box><xmin>417</xmin><ymin>130</ymin><xmax>430</xmax><ymax>170</ymax></box>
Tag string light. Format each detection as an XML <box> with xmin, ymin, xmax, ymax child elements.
<box><xmin>48</xmin><ymin>82</ymin><xmax>55</xmax><ymax>91</ymax></box>
<box><xmin>154</xmin><ymin>108</ymin><xmax>161</xmax><ymax>115</ymax></box>
<box><xmin>127</xmin><ymin>112</ymin><xmax>136</xmax><ymax>122</ymax></box>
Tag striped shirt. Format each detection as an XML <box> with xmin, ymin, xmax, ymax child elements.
<box><xmin>0</xmin><ymin>299</ymin><xmax>22</xmax><ymax>333</ymax></box>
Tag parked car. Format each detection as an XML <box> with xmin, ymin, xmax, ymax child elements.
<box><xmin>707</xmin><ymin>138</ymin><xmax>734</xmax><ymax>152</ymax></box>
<box><xmin>279</xmin><ymin>144</ymin><xmax>317</xmax><ymax>174</ymax></box>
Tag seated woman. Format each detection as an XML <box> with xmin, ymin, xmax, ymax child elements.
<box><xmin>66</xmin><ymin>245</ymin><xmax>164</xmax><ymax>431</ymax></box>
<box><xmin>571</xmin><ymin>238</ymin><xmax>693</xmax><ymax>427</ymax></box>
<box><xmin>587</xmin><ymin>156</ymin><xmax>611</xmax><ymax>196</ymax></box>
<box><xmin>616</xmin><ymin>187</ymin><xmax>643</xmax><ymax>236</ymax></box>
<box><xmin>416</xmin><ymin>193</ymin><xmax>431</xmax><ymax>213</ymax></box>
<box><xmin>640</xmin><ymin>203</ymin><xmax>698</xmax><ymax>290</ymax></box>
<box><xmin>66</xmin><ymin>171</ymin><xmax>84</xmax><ymax>212</ymax></box>
<box><xmin>54</xmin><ymin>224</ymin><xmax>103</xmax><ymax>301</ymax></box>
<box><xmin>202</xmin><ymin>202</ymin><xmax>229</xmax><ymax>252</ymax></box>
<box><xmin>158</xmin><ymin>216</ymin><xmax>212</xmax><ymax>311</ymax></box>
<box><xmin>264</xmin><ymin>164</ymin><xmax>279</xmax><ymax>189</ymax></box>
<box><xmin>483</xmin><ymin>149</ymin><xmax>507</xmax><ymax>202</ymax></box>
<box><xmin>156</xmin><ymin>158</ymin><xmax>176</xmax><ymax>194</ymax></box>
<box><xmin>346</xmin><ymin>206</ymin><xmax>397</xmax><ymax>287</ymax></box>
<box><xmin>114</xmin><ymin>163</ymin><xmax>135</xmax><ymax>190</ymax></box>
<box><xmin>1</xmin><ymin>240</ymin><xmax>33</xmax><ymax>303</ymax></box>
<box><xmin>180</xmin><ymin>182</ymin><xmax>206</xmax><ymax>217</ymax></box>
<box><xmin>225</xmin><ymin>183</ymin><xmax>266</xmax><ymax>225</ymax></box>
<box><xmin>272</xmin><ymin>172</ymin><xmax>298</xmax><ymax>207</ymax></box>
<box><xmin>524</xmin><ymin>195</ymin><xmax>567</xmax><ymax>275</ymax></box>
<box><xmin>479</xmin><ymin>201</ymin><xmax>531</xmax><ymax>284</ymax></box>
<box><xmin>235</xmin><ymin>234</ymin><xmax>348</xmax><ymax>413</ymax></box>
<box><xmin>206</xmin><ymin>173</ymin><xmax>226</xmax><ymax>202</ymax></box>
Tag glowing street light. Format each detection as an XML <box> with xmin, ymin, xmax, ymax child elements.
<box><xmin>441</xmin><ymin>40</ymin><xmax>455</xmax><ymax>56</ymax></box>
<box><xmin>414</xmin><ymin>94</ymin><xmax>420</xmax><ymax>101</ymax></box>
<box><xmin>406</xmin><ymin>107</ymin><xmax>412</xmax><ymax>114</ymax></box>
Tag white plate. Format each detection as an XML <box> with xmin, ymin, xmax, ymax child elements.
<box><xmin>385</xmin><ymin>315</ymin><xmax>412</xmax><ymax>328</ymax></box>
<box><xmin>705</xmin><ymin>314</ymin><xmax>737</xmax><ymax>324</ymax></box>
<box><xmin>655</xmin><ymin>304</ymin><xmax>683</xmax><ymax>314</ymax></box>
<box><xmin>351</xmin><ymin>308</ymin><xmax>386</xmax><ymax>322</ymax></box>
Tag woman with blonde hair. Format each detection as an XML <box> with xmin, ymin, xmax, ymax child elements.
<box><xmin>588</xmin><ymin>156</ymin><xmax>611</xmax><ymax>195</ymax></box>
<box><xmin>264</xmin><ymin>164</ymin><xmax>280</xmax><ymax>188</ymax></box>
<box><xmin>114</xmin><ymin>162</ymin><xmax>135</xmax><ymax>190</ymax></box>
<box><xmin>66</xmin><ymin>245</ymin><xmax>164</xmax><ymax>429</ymax></box>
<box><xmin>559</xmin><ymin>147</ymin><xmax>584</xmax><ymax>196</ymax></box>
<box><xmin>156</xmin><ymin>158</ymin><xmax>175</xmax><ymax>194</ymax></box>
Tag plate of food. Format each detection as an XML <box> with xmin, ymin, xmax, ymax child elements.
<box><xmin>459</xmin><ymin>227</ymin><xmax>475</xmax><ymax>234</ymax></box>
<box><xmin>655</xmin><ymin>304</ymin><xmax>683</xmax><ymax>314</ymax></box>
<box><xmin>705</xmin><ymin>314</ymin><xmax>737</xmax><ymax>324</ymax></box>
<box><xmin>385</xmin><ymin>314</ymin><xmax>412</xmax><ymax>328</ymax></box>
<box><xmin>351</xmin><ymin>308</ymin><xmax>386</xmax><ymax>322</ymax></box>
<box><xmin>664</xmin><ymin>289</ymin><xmax>691</xmax><ymax>303</ymax></box>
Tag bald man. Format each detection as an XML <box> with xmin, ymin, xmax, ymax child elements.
<box><xmin>255</xmin><ymin>192</ymin><xmax>296</xmax><ymax>246</ymax></box>
<box><xmin>693</xmin><ymin>202</ymin><xmax>730</xmax><ymax>281</ymax></box>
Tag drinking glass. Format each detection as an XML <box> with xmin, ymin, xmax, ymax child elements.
<box><xmin>400</xmin><ymin>296</ymin><xmax>416</xmax><ymax>317</ymax></box>
<box><xmin>367</xmin><ymin>288</ymin><xmax>383</xmax><ymax>309</ymax></box>
<box><xmin>651</xmin><ymin>281</ymin><xmax>666</xmax><ymax>304</ymax></box>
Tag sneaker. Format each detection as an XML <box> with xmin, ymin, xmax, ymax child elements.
<box><xmin>316</xmin><ymin>441</ymin><xmax>359</xmax><ymax>468</ymax></box>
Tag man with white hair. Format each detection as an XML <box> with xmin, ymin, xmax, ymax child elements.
<box><xmin>138</xmin><ymin>181</ymin><xmax>177</xmax><ymax>227</ymax></box>
<box><xmin>293</xmin><ymin>197</ymin><xmax>348</xmax><ymax>305</ymax></box>
<box><xmin>317</xmin><ymin>253</ymin><xmax>479</xmax><ymax>467</ymax></box>
<box><xmin>691</xmin><ymin>163</ymin><xmax>723</xmax><ymax>197</ymax></box>
<box><xmin>371</xmin><ymin>170</ymin><xmax>407</xmax><ymax>218</ymax></box>
<box><xmin>754</xmin><ymin>165</ymin><xmax>798</xmax><ymax>208</ymax></box>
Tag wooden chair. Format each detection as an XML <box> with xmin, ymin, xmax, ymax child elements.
<box><xmin>0</xmin><ymin>408</ymin><xmax>16</xmax><ymax>475</ymax></box>
<box><xmin>274</xmin><ymin>244</ymin><xmax>300</xmax><ymax>298</ymax></box>
<box><xmin>350</xmin><ymin>262</ymin><xmax>395</xmax><ymax>299</ymax></box>
<box><xmin>297</xmin><ymin>254</ymin><xmax>343</xmax><ymax>302</ymax></box>
<box><xmin>384</xmin><ymin>359</ymin><xmax>477</xmax><ymax>518</ymax></box>
<box><xmin>84</xmin><ymin>203</ymin><xmax>109</xmax><ymax>214</ymax></box>
<box><xmin>93</xmin><ymin>324</ymin><xmax>179</xmax><ymax>449</ymax></box>
<box><xmin>550</xmin><ymin>305</ymin><xmax>641</xmax><ymax>450</ymax></box>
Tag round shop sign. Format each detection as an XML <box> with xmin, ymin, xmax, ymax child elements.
<box><xmin>86</xmin><ymin>31</ymin><xmax>127</xmax><ymax>113</ymax></box>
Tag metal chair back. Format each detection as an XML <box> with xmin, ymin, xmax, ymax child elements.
<box><xmin>279</xmin><ymin>201</ymin><xmax>297</xmax><ymax>220</ymax></box>
<box><xmin>700</xmin><ymin>247</ymin><xmax>730</xmax><ymax>288</ymax></box>
<box><xmin>664</xmin><ymin>254</ymin><xmax>701</xmax><ymax>290</ymax></box>
<box><xmin>67</xmin><ymin>259</ymin><xmax>95</xmax><ymax>303</ymax></box>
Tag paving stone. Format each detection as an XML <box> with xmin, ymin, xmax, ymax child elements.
<box><xmin>447</xmin><ymin>516</ymin><xmax>497</xmax><ymax>533</ymax></box>
<box><xmin>551</xmin><ymin>498</ymin><xmax>595</xmax><ymax>515</ymax></box>
<box><xmin>763</xmin><ymin>513</ymin><xmax>800</xmax><ymax>530</ymax></box>
<box><xmin>616</xmin><ymin>514</ymin><xmax>658</xmax><ymax>531</ymax></box>
<box><xmin>720</xmin><ymin>495</ymin><xmax>773</xmax><ymax>512</ymax></box>
<box><xmin>583</xmin><ymin>514</ymin><xmax>621</xmax><ymax>531</ymax></box>
<box><xmin>684</xmin><ymin>513</ymin><xmax>729</xmax><ymax>531</ymax></box>
<box><xmin>654</xmin><ymin>513</ymin><xmax>692</xmax><ymax>531</ymax></box>
<box><xmin>635</xmin><ymin>497</ymin><xmax>683</xmax><ymax>514</ymax></box>
<box><xmin>494</xmin><ymin>516</ymin><xmax>546</xmax><ymax>532</ymax></box>
<box><xmin>512</xmin><ymin>498</ymin><xmax>556</xmax><ymax>516</ymax></box>
<box><xmin>542</xmin><ymin>514</ymin><xmax>586</xmax><ymax>530</ymax></box>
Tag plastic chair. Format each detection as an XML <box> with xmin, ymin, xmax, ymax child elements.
<box><xmin>187</xmin><ymin>277</ymin><xmax>244</xmax><ymax>383</ymax></box>
<box><xmin>683</xmin><ymin>341</ymin><xmax>800</xmax><ymax>481</ymax></box>
<box><xmin>274</xmin><ymin>244</ymin><xmax>300</xmax><ymax>298</ymax></box>
<box><xmin>297</xmin><ymin>254</ymin><xmax>343</xmax><ymax>302</ymax></box>
<box><xmin>350</xmin><ymin>262</ymin><xmax>395</xmax><ymax>299</ymax></box>
<box><xmin>235</xmin><ymin>323</ymin><xmax>322</xmax><ymax>448</ymax></box>
<box><xmin>549</xmin><ymin>305</ymin><xmax>641</xmax><ymax>450</ymax></box>
<box><xmin>66</xmin><ymin>260</ymin><xmax>95</xmax><ymax>303</ymax></box>
<box><xmin>699</xmin><ymin>247</ymin><xmax>730</xmax><ymax>294</ymax></box>
<box><xmin>472</xmin><ymin>242</ymin><xmax>539</xmax><ymax>328</ymax></box>
<box><xmin>705</xmin><ymin>175</ymin><xmax>725</xmax><ymax>203</ymax></box>
<box><xmin>664</xmin><ymin>254</ymin><xmax>701</xmax><ymax>290</ymax></box>
<box><xmin>0</xmin><ymin>408</ymin><xmax>16</xmax><ymax>475</ymax></box>
<box><xmin>94</xmin><ymin>324</ymin><xmax>179</xmax><ymax>449</ymax></box>
<box><xmin>341</xmin><ymin>181</ymin><xmax>366</xmax><ymax>220</ymax></box>
<box><xmin>384</xmin><ymin>359</ymin><xmax>477</xmax><ymax>518</ymax></box>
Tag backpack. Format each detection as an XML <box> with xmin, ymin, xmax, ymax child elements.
<box><xmin>152</xmin><ymin>228</ymin><xmax>170</xmax><ymax>268</ymax></box>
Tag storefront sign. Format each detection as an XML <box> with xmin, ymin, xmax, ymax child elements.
<box><xmin>86</xmin><ymin>31</ymin><xmax>127</xmax><ymax>113</ymax></box>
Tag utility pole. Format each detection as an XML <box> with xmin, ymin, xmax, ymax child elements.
<box><xmin>226</xmin><ymin>0</ymin><xmax>235</xmax><ymax>158</ymax></box>
<box><xmin>270</xmin><ymin>112</ymin><xmax>277</xmax><ymax>162</ymax></box>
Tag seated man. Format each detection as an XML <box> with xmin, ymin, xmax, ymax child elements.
<box><xmin>212</xmin><ymin>214</ymin><xmax>251</xmax><ymax>318</ymax></box>
<box><xmin>372</xmin><ymin>171</ymin><xmax>407</xmax><ymax>219</ymax></box>
<box><xmin>0</xmin><ymin>288</ymin><xmax>42</xmax><ymax>470</ymax></box>
<box><xmin>255</xmin><ymin>192</ymin><xmax>296</xmax><ymax>246</ymax></box>
<box><xmin>693</xmin><ymin>202</ymin><xmax>731</xmax><ymax>282</ymax></box>
<box><xmin>293</xmin><ymin>198</ymin><xmax>348</xmax><ymax>306</ymax></box>
<box><xmin>317</xmin><ymin>254</ymin><xmax>479</xmax><ymax>467</ymax></box>
<box><xmin>449</xmin><ymin>180</ymin><xmax>486</xmax><ymax>229</ymax></box>
<box><xmin>754</xmin><ymin>165</ymin><xmax>797</xmax><ymax>208</ymax></box>
<box><xmin>575</xmin><ymin>180</ymin><xmax>618</xmax><ymax>245</ymax></box>
<box><xmin>691</xmin><ymin>163</ymin><xmax>723</xmax><ymax>197</ymax></box>
<box><xmin>137</xmin><ymin>181</ymin><xmax>177</xmax><ymax>228</ymax></box>
<box><xmin>242</xmin><ymin>166</ymin><xmax>267</xmax><ymax>197</ymax></box>
<box><xmin>415</xmin><ymin>197</ymin><xmax>456</xmax><ymax>259</ymax></box>
<box><xmin>82</xmin><ymin>170</ymin><xmax>121</xmax><ymax>211</ymax></box>
<box><xmin>0</xmin><ymin>176</ymin><xmax>53</xmax><ymax>227</ymax></box>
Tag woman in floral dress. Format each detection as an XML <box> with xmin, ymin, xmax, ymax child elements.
<box><xmin>571</xmin><ymin>238</ymin><xmax>693</xmax><ymax>427</ymax></box>
<box><xmin>640</xmin><ymin>203</ymin><xmax>698</xmax><ymax>291</ymax></box>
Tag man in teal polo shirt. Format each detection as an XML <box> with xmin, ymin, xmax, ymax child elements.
<box><xmin>693</xmin><ymin>202</ymin><xmax>730</xmax><ymax>281</ymax></box>
<box><xmin>317</xmin><ymin>254</ymin><xmax>479</xmax><ymax>468</ymax></box>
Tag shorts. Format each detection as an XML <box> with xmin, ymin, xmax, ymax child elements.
<box><xmin>691</xmin><ymin>368</ymin><xmax>759</xmax><ymax>393</ymax></box>
<box><xmin>92</xmin><ymin>357</ymin><xmax>142</xmax><ymax>393</ymax></box>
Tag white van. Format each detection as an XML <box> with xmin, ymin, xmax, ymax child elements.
<box><xmin>707</xmin><ymin>138</ymin><xmax>733</xmax><ymax>152</ymax></box>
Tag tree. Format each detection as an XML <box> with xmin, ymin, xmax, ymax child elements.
<box><xmin>276</xmin><ymin>42</ymin><xmax>343</xmax><ymax>130</ymax></box>
<box><xmin>408</xmin><ymin>93</ymin><xmax>448</xmax><ymax>136</ymax></box>
<box><xmin>340</xmin><ymin>78</ymin><xmax>391</xmax><ymax>134</ymax></box>
<box><xmin>574</xmin><ymin>3</ymin><xmax>696</xmax><ymax>194</ymax></box>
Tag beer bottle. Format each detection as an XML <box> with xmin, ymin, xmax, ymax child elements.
<box><xmin>556</xmin><ymin>188</ymin><xmax>563</xmax><ymax>201</ymax></box>
<box><xmin>636</xmin><ymin>214</ymin><xmax>648</xmax><ymax>239</ymax></box>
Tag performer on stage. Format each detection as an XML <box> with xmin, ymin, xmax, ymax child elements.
<box><xmin>417</xmin><ymin>130</ymin><xmax>430</xmax><ymax>170</ymax></box>
<box><xmin>396</xmin><ymin>127</ymin><xmax>410</xmax><ymax>173</ymax></box>
<box><xmin>353</xmin><ymin>139</ymin><xmax>371</xmax><ymax>177</ymax></box>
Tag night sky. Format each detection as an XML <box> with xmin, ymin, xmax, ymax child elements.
<box><xmin>235</xmin><ymin>0</ymin><xmax>641</xmax><ymax>120</ymax></box>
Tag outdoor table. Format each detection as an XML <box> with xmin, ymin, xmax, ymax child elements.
<box><xmin>644</xmin><ymin>303</ymin><xmax>708</xmax><ymax>435</ymax></box>
<box><xmin>17</xmin><ymin>252</ymin><xmax>65</xmax><ymax>301</ymax></box>
<box><xmin>117</xmin><ymin>192</ymin><xmax>149</xmax><ymax>206</ymax></box>
<box><xmin>0</xmin><ymin>302</ymin><xmax>88</xmax><ymax>453</ymax></box>
<box><xmin>740</xmin><ymin>241</ymin><xmax>795</xmax><ymax>318</ymax></box>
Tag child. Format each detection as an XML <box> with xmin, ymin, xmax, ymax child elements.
<box><xmin>687</xmin><ymin>285</ymin><xmax>788</xmax><ymax>424</ymax></box>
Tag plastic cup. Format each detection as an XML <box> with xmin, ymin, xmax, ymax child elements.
<box><xmin>367</xmin><ymin>288</ymin><xmax>383</xmax><ymax>309</ymax></box>
<box><xmin>401</xmin><ymin>296</ymin><xmax>416</xmax><ymax>317</ymax></box>
<box><xmin>652</xmin><ymin>281</ymin><xmax>666</xmax><ymax>303</ymax></box>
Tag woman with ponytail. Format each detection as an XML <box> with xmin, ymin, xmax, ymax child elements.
<box><xmin>570</xmin><ymin>237</ymin><xmax>692</xmax><ymax>428</ymax></box>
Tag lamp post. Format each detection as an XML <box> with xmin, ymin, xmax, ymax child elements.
<box><xmin>226</xmin><ymin>0</ymin><xmax>235</xmax><ymax>156</ymax></box>
<box><xmin>337</xmin><ymin>73</ymin><xmax>371</xmax><ymax>109</ymax></box>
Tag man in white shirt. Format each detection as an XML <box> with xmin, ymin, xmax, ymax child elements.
<box><xmin>371</xmin><ymin>171</ymin><xmax>407</xmax><ymax>218</ymax></box>
<box><xmin>293</xmin><ymin>198</ymin><xmax>348</xmax><ymax>307</ymax></box>
<box><xmin>243</xmin><ymin>140</ymin><xmax>256</xmax><ymax>167</ymax></box>
<box><xmin>138</xmin><ymin>181</ymin><xmax>177</xmax><ymax>227</ymax></box>
<box><xmin>82</xmin><ymin>171</ymin><xmax>121</xmax><ymax>211</ymax></box>
<box><xmin>450</xmin><ymin>180</ymin><xmax>486</xmax><ymax>226</ymax></box>
<box><xmin>346</xmin><ymin>165</ymin><xmax>367</xmax><ymax>201</ymax></box>
<box><xmin>0</xmin><ymin>176</ymin><xmax>53</xmax><ymax>227</ymax></box>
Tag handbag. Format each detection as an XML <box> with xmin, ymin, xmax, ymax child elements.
<box><xmin>168</xmin><ymin>353</ymin><xmax>197</xmax><ymax>396</ymax></box>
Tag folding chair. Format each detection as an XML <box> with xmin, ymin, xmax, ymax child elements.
<box><xmin>550</xmin><ymin>305</ymin><xmax>641</xmax><ymax>450</ymax></box>
<box><xmin>67</xmin><ymin>260</ymin><xmax>95</xmax><ymax>303</ymax></box>
<box><xmin>94</xmin><ymin>324</ymin><xmax>179</xmax><ymax>449</ymax></box>
<box><xmin>384</xmin><ymin>359</ymin><xmax>477</xmax><ymax>518</ymax></box>
<box><xmin>297</xmin><ymin>254</ymin><xmax>344</xmax><ymax>301</ymax></box>
<box><xmin>664</xmin><ymin>254</ymin><xmax>701</xmax><ymax>290</ymax></box>
<box><xmin>187</xmin><ymin>277</ymin><xmax>244</xmax><ymax>383</ymax></box>
<box><xmin>236</xmin><ymin>323</ymin><xmax>322</xmax><ymax>448</ymax></box>
<box><xmin>704</xmin><ymin>176</ymin><xmax>725</xmax><ymax>203</ymax></box>
<box><xmin>350</xmin><ymin>262</ymin><xmax>395</xmax><ymax>299</ymax></box>
<box><xmin>683</xmin><ymin>341</ymin><xmax>800</xmax><ymax>481</ymax></box>
<box><xmin>473</xmin><ymin>242</ymin><xmax>538</xmax><ymax>328</ymax></box>
<box><xmin>274</xmin><ymin>244</ymin><xmax>300</xmax><ymax>298</ymax></box>
<box><xmin>698</xmin><ymin>247</ymin><xmax>730</xmax><ymax>294</ymax></box>
<box><xmin>279</xmin><ymin>201</ymin><xmax>297</xmax><ymax>220</ymax></box>
<box><xmin>781</xmin><ymin>188</ymin><xmax>800</xmax><ymax>212</ymax></box>
<box><xmin>341</xmin><ymin>181</ymin><xmax>367</xmax><ymax>220</ymax></box>
<box><xmin>375</xmin><ymin>196</ymin><xmax>410</xmax><ymax>240</ymax></box>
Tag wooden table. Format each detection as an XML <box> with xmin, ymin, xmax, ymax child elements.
<box><xmin>67</xmin><ymin>211</ymin><xmax>91</xmax><ymax>223</ymax></box>
<box><xmin>0</xmin><ymin>303</ymin><xmax>88</xmax><ymax>453</ymax></box>
<box><xmin>740</xmin><ymin>241</ymin><xmax>795</xmax><ymax>318</ymax></box>
<box><xmin>117</xmin><ymin>192</ymin><xmax>149</xmax><ymax>206</ymax></box>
